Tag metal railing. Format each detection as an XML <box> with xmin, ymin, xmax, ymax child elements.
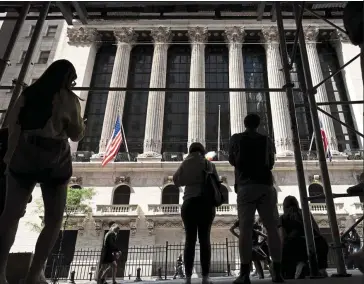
<box><xmin>45</xmin><ymin>240</ymin><xmax>338</xmax><ymax>281</ymax></box>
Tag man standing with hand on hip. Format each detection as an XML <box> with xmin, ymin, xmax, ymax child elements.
<box><xmin>229</xmin><ymin>114</ymin><xmax>283</xmax><ymax>284</ymax></box>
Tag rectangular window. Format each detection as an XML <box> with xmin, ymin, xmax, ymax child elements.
<box><xmin>38</xmin><ymin>51</ymin><xmax>50</xmax><ymax>64</ymax></box>
<box><xmin>46</xmin><ymin>26</ymin><xmax>57</xmax><ymax>37</ymax></box>
<box><xmin>29</xmin><ymin>25</ymin><xmax>35</xmax><ymax>37</ymax></box>
<box><xmin>19</xmin><ymin>51</ymin><xmax>27</xmax><ymax>64</ymax></box>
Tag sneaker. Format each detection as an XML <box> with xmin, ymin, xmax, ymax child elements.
<box><xmin>233</xmin><ymin>264</ymin><xmax>251</xmax><ymax>284</ymax></box>
<box><xmin>295</xmin><ymin>262</ymin><xmax>306</xmax><ymax>279</ymax></box>
<box><xmin>271</xmin><ymin>262</ymin><xmax>285</xmax><ymax>283</ymax></box>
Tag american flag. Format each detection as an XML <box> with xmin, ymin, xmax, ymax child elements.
<box><xmin>320</xmin><ymin>120</ymin><xmax>332</xmax><ymax>162</ymax></box>
<box><xmin>101</xmin><ymin>116</ymin><xmax>123</xmax><ymax>167</ymax></box>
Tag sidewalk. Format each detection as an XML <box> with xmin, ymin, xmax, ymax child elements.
<box><xmin>58</xmin><ymin>270</ymin><xmax>363</xmax><ymax>284</ymax></box>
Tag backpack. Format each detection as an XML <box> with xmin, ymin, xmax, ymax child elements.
<box><xmin>202</xmin><ymin>160</ymin><xmax>225</xmax><ymax>207</ymax></box>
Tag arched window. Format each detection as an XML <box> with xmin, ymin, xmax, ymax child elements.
<box><xmin>161</xmin><ymin>185</ymin><xmax>180</xmax><ymax>204</ymax></box>
<box><xmin>205</xmin><ymin>45</ymin><xmax>230</xmax><ymax>152</ymax></box>
<box><xmin>221</xmin><ymin>185</ymin><xmax>229</xmax><ymax>204</ymax></box>
<box><xmin>113</xmin><ymin>185</ymin><xmax>131</xmax><ymax>205</ymax></box>
<box><xmin>78</xmin><ymin>44</ymin><xmax>116</xmax><ymax>152</ymax></box>
<box><xmin>243</xmin><ymin>45</ymin><xmax>272</xmax><ymax>136</ymax></box>
<box><xmin>318</xmin><ymin>43</ymin><xmax>359</xmax><ymax>151</ymax></box>
<box><xmin>121</xmin><ymin>45</ymin><xmax>154</xmax><ymax>153</ymax></box>
<box><xmin>162</xmin><ymin>45</ymin><xmax>191</xmax><ymax>153</ymax></box>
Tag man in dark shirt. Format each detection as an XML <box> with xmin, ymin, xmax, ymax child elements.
<box><xmin>229</xmin><ymin>114</ymin><xmax>283</xmax><ymax>284</ymax></box>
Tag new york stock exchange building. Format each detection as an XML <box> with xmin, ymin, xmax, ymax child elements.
<box><xmin>0</xmin><ymin>3</ymin><xmax>363</xmax><ymax>279</ymax></box>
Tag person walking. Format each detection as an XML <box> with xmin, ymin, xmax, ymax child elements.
<box><xmin>228</xmin><ymin>114</ymin><xmax>283</xmax><ymax>284</ymax></box>
<box><xmin>173</xmin><ymin>142</ymin><xmax>219</xmax><ymax>284</ymax></box>
<box><xmin>0</xmin><ymin>59</ymin><xmax>85</xmax><ymax>284</ymax></box>
<box><xmin>98</xmin><ymin>223</ymin><xmax>121</xmax><ymax>284</ymax></box>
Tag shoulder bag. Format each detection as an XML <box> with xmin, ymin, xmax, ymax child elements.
<box><xmin>203</xmin><ymin>160</ymin><xmax>225</xmax><ymax>207</ymax></box>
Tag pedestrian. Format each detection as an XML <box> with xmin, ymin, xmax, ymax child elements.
<box><xmin>0</xmin><ymin>59</ymin><xmax>85</xmax><ymax>284</ymax></box>
<box><xmin>173</xmin><ymin>142</ymin><xmax>219</xmax><ymax>284</ymax></box>
<box><xmin>99</xmin><ymin>223</ymin><xmax>121</xmax><ymax>284</ymax></box>
<box><xmin>229</xmin><ymin>114</ymin><xmax>283</xmax><ymax>284</ymax></box>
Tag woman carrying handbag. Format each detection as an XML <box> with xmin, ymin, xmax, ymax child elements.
<box><xmin>173</xmin><ymin>142</ymin><xmax>224</xmax><ymax>284</ymax></box>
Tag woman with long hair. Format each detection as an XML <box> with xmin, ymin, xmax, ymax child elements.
<box><xmin>0</xmin><ymin>59</ymin><xmax>85</xmax><ymax>284</ymax></box>
<box><xmin>279</xmin><ymin>196</ymin><xmax>329</xmax><ymax>279</ymax></box>
<box><xmin>173</xmin><ymin>142</ymin><xmax>219</xmax><ymax>284</ymax></box>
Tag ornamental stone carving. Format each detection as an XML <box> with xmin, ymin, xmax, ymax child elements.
<box><xmin>114</xmin><ymin>28</ymin><xmax>137</xmax><ymax>44</ymax></box>
<box><xmin>188</xmin><ymin>27</ymin><xmax>208</xmax><ymax>43</ymax></box>
<box><xmin>115</xmin><ymin>176</ymin><xmax>131</xmax><ymax>185</ymax></box>
<box><xmin>146</xmin><ymin>219</ymin><xmax>155</xmax><ymax>235</ymax></box>
<box><xmin>69</xmin><ymin>176</ymin><xmax>83</xmax><ymax>186</ymax></box>
<box><xmin>67</xmin><ymin>27</ymin><xmax>100</xmax><ymax>46</ymax></box>
<box><xmin>261</xmin><ymin>26</ymin><xmax>279</xmax><ymax>43</ymax></box>
<box><xmin>303</xmin><ymin>26</ymin><xmax>319</xmax><ymax>42</ymax></box>
<box><xmin>151</xmin><ymin>26</ymin><xmax>172</xmax><ymax>44</ymax></box>
<box><xmin>164</xmin><ymin>176</ymin><xmax>174</xmax><ymax>184</ymax></box>
<box><xmin>224</xmin><ymin>26</ymin><xmax>246</xmax><ymax>43</ymax></box>
<box><xmin>331</xmin><ymin>30</ymin><xmax>350</xmax><ymax>43</ymax></box>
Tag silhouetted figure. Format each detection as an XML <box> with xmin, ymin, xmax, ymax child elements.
<box><xmin>173</xmin><ymin>254</ymin><xmax>185</xmax><ymax>279</ymax></box>
<box><xmin>279</xmin><ymin>196</ymin><xmax>329</xmax><ymax>279</ymax></box>
<box><xmin>343</xmin><ymin>228</ymin><xmax>361</xmax><ymax>269</ymax></box>
<box><xmin>0</xmin><ymin>59</ymin><xmax>85</xmax><ymax>284</ymax></box>
<box><xmin>173</xmin><ymin>142</ymin><xmax>218</xmax><ymax>284</ymax></box>
<box><xmin>99</xmin><ymin>224</ymin><xmax>121</xmax><ymax>284</ymax></box>
<box><xmin>229</xmin><ymin>114</ymin><xmax>283</xmax><ymax>284</ymax></box>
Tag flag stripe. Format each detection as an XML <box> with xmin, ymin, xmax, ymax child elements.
<box><xmin>101</xmin><ymin>116</ymin><xmax>123</xmax><ymax>167</ymax></box>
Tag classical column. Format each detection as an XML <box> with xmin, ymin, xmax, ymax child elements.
<box><xmin>225</xmin><ymin>26</ymin><xmax>247</xmax><ymax>135</ymax></box>
<box><xmin>261</xmin><ymin>26</ymin><xmax>294</xmax><ymax>157</ymax></box>
<box><xmin>187</xmin><ymin>27</ymin><xmax>208</xmax><ymax>149</ymax></box>
<box><xmin>331</xmin><ymin>30</ymin><xmax>363</xmax><ymax>148</ymax></box>
<box><xmin>139</xmin><ymin>26</ymin><xmax>171</xmax><ymax>160</ymax></box>
<box><xmin>303</xmin><ymin>26</ymin><xmax>339</xmax><ymax>153</ymax></box>
<box><xmin>61</xmin><ymin>27</ymin><xmax>100</xmax><ymax>153</ymax></box>
<box><xmin>99</xmin><ymin>28</ymin><xmax>136</xmax><ymax>153</ymax></box>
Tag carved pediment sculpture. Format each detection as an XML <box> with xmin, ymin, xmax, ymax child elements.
<box><xmin>115</xmin><ymin>176</ymin><xmax>131</xmax><ymax>185</ymax></box>
<box><xmin>69</xmin><ymin>176</ymin><xmax>83</xmax><ymax>186</ymax></box>
<box><xmin>164</xmin><ymin>176</ymin><xmax>174</xmax><ymax>184</ymax></box>
<box><xmin>146</xmin><ymin>219</ymin><xmax>155</xmax><ymax>236</ymax></box>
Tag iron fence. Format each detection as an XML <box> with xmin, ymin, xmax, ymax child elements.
<box><xmin>45</xmin><ymin>239</ymin><xmax>339</xmax><ymax>281</ymax></box>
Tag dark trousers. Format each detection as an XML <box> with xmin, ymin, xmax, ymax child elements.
<box><xmin>181</xmin><ymin>197</ymin><xmax>215</xmax><ymax>277</ymax></box>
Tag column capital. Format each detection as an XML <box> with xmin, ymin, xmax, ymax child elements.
<box><xmin>330</xmin><ymin>29</ymin><xmax>350</xmax><ymax>43</ymax></box>
<box><xmin>188</xmin><ymin>26</ymin><xmax>208</xmax><ymax>44</ymax></box>
<box><xmin>114</xmin><ymin>28</ymin><xmax>137</xmax><ymax>44</ymax></box>
<box><xmin>303</xmin><ymin>25</ymin><xmax>319</xmax><ymax>42</ymax></box>
<box><xmin>67</xmin><ymin>27</ymin><xmax>100</xmax><ymax>46</ymax></box>
<box><xmin>261</xmin><ymin>26</ymin><xmax>279</xmax><ymax>44</ymax></box>
<box><xmin>151</xmin><ymin>26</ymin><xmax>172</xmax><ymax>44</ymax></box>
<box><xmin>224</xmin><ymin>26</ymin><xmax>246</xmax><ymax>44</ymax></box>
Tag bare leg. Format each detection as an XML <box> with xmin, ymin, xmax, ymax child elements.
<box><xmin>0</xmin><ymin>173</ymin><xmax>34</xmax><ymax>284</ymax></box>
<box><xmin>25</xmin><ymin>183</ymin><xmax>67</xmax><ymax>284</ymax></box>
<box><xmin>112</xmin><ymin>262</ymin><xmax>117</xmax><ymax>283</ymax></box>
<box><xmin>100</xmin><ymin>265</ymin><xmax>111</xmax><ymax>280</ymax></box>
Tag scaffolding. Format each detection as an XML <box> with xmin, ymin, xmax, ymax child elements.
<box><xmin>0</xmin><ymin>1</ymin><xmax>363</xmax><ymax>278</ymax></box>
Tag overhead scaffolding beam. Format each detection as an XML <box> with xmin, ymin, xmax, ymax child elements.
<box><xmin>72</xmin><ymin>1</ymin><xmax>88</xmax><ymax>24</ymax></box>
<box><xmin>56</xmin><ymin>2</ymin><xmax>74</xmax><ymax>25</ymax></box>
<box><xmin>293</xmin><ymin>3</ymin><xmax>348</xmax><ymax>277</ymax></box>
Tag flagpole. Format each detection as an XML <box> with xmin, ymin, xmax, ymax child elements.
<box><xmin>307</xmin><ymin>133</ymin><xmax>315</xmax><ymax>158</ymax></box>
<box><xmin>119</xmin><ymin>113</ymin><xmax>131</xmax><ymax>162</ymax></box>
<box><xmin>217</xmin><ymin>105</ymin><xmax>221</xmax><ymax>161</ymax></box>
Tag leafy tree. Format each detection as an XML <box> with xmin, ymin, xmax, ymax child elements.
<box><xmin>26</xmin><ymin>187</ymin><xmax>95</xmax><ymax>233</ymax></box>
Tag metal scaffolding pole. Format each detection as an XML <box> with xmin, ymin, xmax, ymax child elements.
<box><xmin>275</xmin><ymin>2</ymin><xmax>320</xmax><ymax>278</ymax></box>
<box><xmin>293</xmin><ymin>3</ymin><xmax>349</xmax><ymax>277</ymax></box>
<box><xmin>0</xmin><ymin>2</ymin><xmax>30</xmax><ymax>83</ymax></box>
<box><xmin>2</xmin><ymin>2</ymin><xmax>51</xmax><ymax>127</ymax></box>
<box><xmin>276</xmin><ymin>2</ymin><xmax>320</xmax><ymax>277</ymax></box>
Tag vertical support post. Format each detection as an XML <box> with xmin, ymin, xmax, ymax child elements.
<box><xmin>225</xmin><ymin>238</ymin><xmax>230</xmax><ymax>276</ymax></box>
<box><xmin>2</xmin><ymin>1</ymin><xmax>51</xmax><ymax>127</ymax></box>
<box><xmin>275</xmin><ymin>2</ymin><xmax>320</xmax><ymax>277</ymax></box>
<box><xmin>164</xmin><ymin>241</ymin><xmax>168</xmax><ymax>280</ymax></box>
<box><xmin>293</xmin><ymin>3</ymin><xmax>348</xmax><ymax>277</ymax></box>
<box><xmin>0</xmin><ymin>2</ymin><xmax>31</xmax><ymax>83</ymax></box>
